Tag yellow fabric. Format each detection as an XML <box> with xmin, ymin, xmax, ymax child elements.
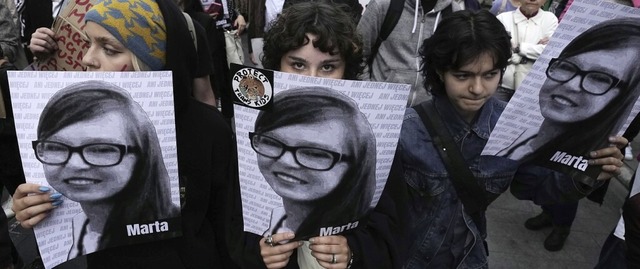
<box><xmin>85</xmin><ymin>0</ymin><xmax>166</xmax><ymax>70</ymax></box>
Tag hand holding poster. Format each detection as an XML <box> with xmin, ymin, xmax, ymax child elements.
<box><xmin>8</xmin><ymin>71</ymin><xmax>181</xmax><ymax>269</ymax></box>
<box><xmin>482</xmin><ymin>0</ymin><xmax>640</xmax><ymax>184</ymax></box>
<box><xmin>231</xmin><ymin>65</ymin><xmax>410</xmax><ymax>240</ymax></box>
<box><xmin>30</xmin><ymin>0</ymin><xmax>95</xmax><ymax>71</ymax></box>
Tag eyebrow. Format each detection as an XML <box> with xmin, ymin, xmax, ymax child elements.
<box><xmin>285</xmin><ymin>55</ymin><xmax>343</xmax><ymax>65</ymax></box>
<box><xmin>83</xmin><ymin>32</ymin><xmax>125</xmax><ymax>49</ymax></box>
<box><xmin>268</xmin><ymin>133</ymin><xmax>344</xmax><ymax>153</ymax></box>
<box><xmin>452</xmin><ymin>68</ymin><xmax>500</xmax><ymax>74</ymax></box>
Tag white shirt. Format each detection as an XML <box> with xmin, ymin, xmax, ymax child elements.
<box><xmin>264</xmin><ymin>0</ymin><xmax>285</xmax><ymax>32</ymax></box>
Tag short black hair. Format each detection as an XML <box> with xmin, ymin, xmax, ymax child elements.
<box><xmin>420</xmin><ymin>10</ymin><xmax>512</xmax><ymax>97</ymax></box>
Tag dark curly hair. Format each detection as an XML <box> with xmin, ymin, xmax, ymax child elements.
<box><xmin>261</xmin><ymin>1</ymin><xmax>364</xmax><ymax>80</ymax></box>
<box><xmin>420</xmin><ymin>10</ymin><xmax>512</xmax><ymax>97</ymax></box>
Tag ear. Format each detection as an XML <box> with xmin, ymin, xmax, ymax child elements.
<box><xmin>436</xmin><ymin>70</ymin><xmax>444</xmax><ymax>81</ymax></box>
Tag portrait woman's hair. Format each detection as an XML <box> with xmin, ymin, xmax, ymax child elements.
<box><xmin>420</xmin><ymin>10</ymin><xmax>512</xmax><ymax>97</ymax></box>
<box><xmin>36</xmin><ymin>80</ymin><xmax>178</xmax><ymax>249</ymax></box>
<box><xmin>253</xmin><ymin>86</ymin><xmax>376</xmax><ymax>238</ymax></box>
<box><xmin>261</xmin><ymin>1</ymin><xmax>365</xmax><ymax>80</ymax></box>
<box><xmin>530</xmin><ymin>18</ymin><xmax>640</xmax><ymax>170</ymax></box>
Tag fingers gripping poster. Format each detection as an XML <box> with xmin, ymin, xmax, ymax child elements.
<box><xmin>231</xmin><ymin>64</ymin><xmax>410</xmax><ymax>240</ymax></box>
<box><xmin>8</xmin><ymin>71</ymin><xmax>181</xmax><ymax>269</ymax></box>
<box><xmin>482</xmin><ymin>0</ymin><xmax>640</xmax><ymax>184</ymax></box>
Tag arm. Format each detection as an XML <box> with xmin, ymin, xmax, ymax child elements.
<box><xmin>624</xmin><ymin>191</ymin><xmax>640</xmax><ymax>268</ymax></box>
<box><xmin>0</xmin><ymin>191</ymin><xmax>14</xmax><ymax>269</ymax></box>
<box><xmin>191</xmin><ymin>22</ymin><xmax>217</xmax><ymax>106</ymax></box>
<box><xmin>0</xmin><ymin>2</ymin><xmax>20</xmax><ymax>63</ymax></box>
<box><xmin>517</xmin><ymin>13</ymin><xmax>558</xmax><ymax>60</ymax></box>
<box><xmin>28</xmin><ymin>27</ymin><xmax>58</xmax><ymax>62</ymax></box>
<box><xmin>233</xmin><ymin>14</ymin><xmax>247</xmax><ymax>35</ymax></box>
<box><xmin>356</xmin><ymin>0</ymin><xmax>388</xmax><ymax>80</ymax></box>
<box><xmin>193</xmin><ymin>76</ymin><xmax>217</xmax><ymax>107</ymax></box>
<box><xmin>342</xmin><ymin>157</ymin><xmax>408</xmax><ymax>269</ymax></box>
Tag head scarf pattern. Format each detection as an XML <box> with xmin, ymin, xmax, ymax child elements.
<box><xmin>85</xmin><ymin>0</ymin><xmax>167</xmax><ymax>70</ymax></box>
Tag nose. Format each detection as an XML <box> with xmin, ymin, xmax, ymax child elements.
<box><xmin>307</xmin><ymin>69</ymin><xmax>317</xmax><ymax>78</ymax></box>
<box><xmin>82</xmin><ymin>45</ymin><xmax>99</xmax><ymax>71</ymax></box>
<box><xmin>66</xmin><ymin>152</ymin><xmax>91</xmax><ymax>168</ymax></box>
<box><xmin>277</xmin><ymin>150</ymin><xmax>301</xmax><ymax>168</ymax></box>
<box><xmin>468</xmin><ymin>75</ymin><xmax>484</xmax><ymax>95</ymax></box>
<box><xmin>564</xmin><ymin>74</ymin><xmax>583</xmax><ymax>92</ymax></box>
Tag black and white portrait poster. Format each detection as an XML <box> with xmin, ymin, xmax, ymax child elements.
<box><xmin>7</xmin><ymin>71</ymin><xmax>182</xmax><ymax>269</ymax></box>
<box><xmin>231</xmin><ymin>65</ymin><xmax>410</xmax><ymax>240</ymax></box>
<box><xmin>482</xmin><ymin>0</ymin><xmax>640</xmax><ymax>183</ymax></box>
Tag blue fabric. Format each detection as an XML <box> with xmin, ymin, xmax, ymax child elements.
<box><xmin>399</xmin><ymin>96</ymin><xmax>516</xmax><ymax>269</ymax></box>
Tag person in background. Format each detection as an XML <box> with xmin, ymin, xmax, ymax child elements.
<box><xmin>10</xmin><ymin>0</ymin><xmax>240</xmax><ymax>267</ymax></box>
<box><xmin>199</xmin><ymin>0</ymin><xmax>247</xmax><ymax>118</ymax></box>
<box><xmin>489</xmin><ymin>0</ymin><xmax>520</xmax><ymax>15</ymax></box>
<box><xmin>357</xmin><ymin>0</ymin><xmax>481</xmax><ymax>107</ymax></box>
<box><xmin>495</xmin><ymin>0</ymin><xmax>557</xmax><ymax>101</ymax></box>
<box><xmin>27</xmin><ymin>0</ymin><xmax>217</xmax><ymax>107</ymax></box>
<box><xmin>0</xmin><ymin>0</ymin><xmax>21</xmax><ymax>70</ymax></box>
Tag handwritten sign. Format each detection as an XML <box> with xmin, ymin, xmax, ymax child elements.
<box><xmin>35</xmin><ymin>0</ymin><xmax>96</xmax><ymax>71</ymax></box>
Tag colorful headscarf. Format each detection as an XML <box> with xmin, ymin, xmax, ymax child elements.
<box><xmin>85</xmin><ymin>0</ymin><xmax>167</xmax><ymax>70</ymax></box>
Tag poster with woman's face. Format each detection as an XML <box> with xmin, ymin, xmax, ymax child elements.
<box><xmin>482</xmin><ymin>0</ymin><xmax>640</xmax><ymax>184</ymax></box>
<box><xmin>231</xmin><ymin>65</ymin><xmax>410</xmax><ymax>240</ymax></box>
<box><xmin>8</xmin><ymin>71</ymin><xmax>182</xmax><ymax>269</ymax></box>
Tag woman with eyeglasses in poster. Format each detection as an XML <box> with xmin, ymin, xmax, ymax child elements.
<box><xmin>250</xmin><ymin>86</ymin><xmax>376</xmax><ymax>241</ymax></box>
<box><xmin>32</xmin><ymin>80</ymin><xmax>179</xmax><ymax>259</ymax></box>
<box><xmin>498</xmin><ymin>18</ymin><xmax>640</xmax><ymax>170</ymax></box>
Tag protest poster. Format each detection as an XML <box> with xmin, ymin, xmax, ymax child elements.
<box><xmin>482</xmin><ymin>0</ymin><xmax>640</xmax><ymax>185</ymax></box>
<box><xmin>8</xmin><ymin>71</ymin><xmax>182</xmax><ymax>269</ymax></box>
<box><xmin>230</xmin><ymin>64</ymin><xmax>410</xmax><ymax>239</ymax></box>
<box><xmin>28</xmin><ymin>0</ymin><xmax>96</xmax><ymax>71</ymax></box>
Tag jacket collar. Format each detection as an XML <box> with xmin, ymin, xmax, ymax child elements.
<box><xmin>513</xmin><ymin>8</ymin><xmax>545</xmax><ymax>24</ymax></box>
<box><xmin>432</xmin><ymin>96</ymin><xmax>497</xmax><ymax>140</ymax></box>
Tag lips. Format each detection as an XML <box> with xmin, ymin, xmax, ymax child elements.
<box><xmin>551</xmin><ymin>94</ymin><xmax>577</xmax><ymax>107</ymax></box>
<box><xmin>274</xmin><ymin>172</ymin><xmax>308</xmax><ymax>184</ymax></box>
<box><xmin>63</xmin><ymin>178</ymin><xmax>102</xmax><ymax>185</ymax></box>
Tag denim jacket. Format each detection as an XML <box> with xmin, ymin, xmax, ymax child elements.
<box><xmin>398</xmin><ymin>96</ymin><xmax>598</xmax><ymax>268</ymax></box>
<box><xmin>399</xmin><ymin>96</ymin><xmax>518</xmax><ymax>269</ymax></box>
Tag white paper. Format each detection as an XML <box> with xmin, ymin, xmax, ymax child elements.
<box><xmin>8</xmin><ymin>71</ymin><xmax>181</xmax><ymax>269</ymax></box>
<box><xmin>482</xmin><ymin>0</ymin><xmax>640</xmax><ymax>182</ymax></box>
<box><xmin>231</xmin><ymin>66</ymin><xmax>410</xmax><ymax>239</ymax></box>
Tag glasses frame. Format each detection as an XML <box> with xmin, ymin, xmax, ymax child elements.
<box><xmin>249</xmin><ymin>132</ymin><xmax>348</xmax><ymax>171</ymax></box>
<box><xmin>546</xmin><ymin>58</ymin><xmax>627</xmax><ymax>96</ymax></box>
<box><xmin>32</xmin><ymin>140</ymin><xmax>138</xmax><ymax>167</ymax></box>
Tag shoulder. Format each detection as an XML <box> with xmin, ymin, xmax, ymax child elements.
<box><xmin>496</xmin><ymin>11</ymin><xmax>512</xmax><ymax>21</ymax></box>
<box><xmin>539</xmin><ymin>10</ymin><xmax>559</xmax><ymax>23</ymax></box>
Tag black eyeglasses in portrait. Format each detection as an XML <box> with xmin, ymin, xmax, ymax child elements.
<box><xmin>32</xmin><ymin>141</ymin><xmax>139</xmax><ymax>167</ymax></box>
<box><xmin>249</xmin><ymin>132</ymin><xmax>349</xmax><ymax>171</ymax></box>
<box><xmin>546</xmin><ymin>58</ymin><xmax>628</xmax><ymax>95</ymax></box>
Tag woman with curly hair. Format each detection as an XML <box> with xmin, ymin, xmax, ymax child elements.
<box><xmin>260</xmin><ymin>1</ymin><xmax>365</xmax><ymax>80</ymax></box>
<box><xmin>243</xmin><ymin>2</ymin><xmax>406</xmax><ymax>269</ymax></box>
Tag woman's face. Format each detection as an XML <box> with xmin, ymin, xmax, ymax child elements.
<box><xmin>256</xmin><ymin>120</ymin><xmax>350</xmax><ymax>202</ymax></box>
<box><xmin>519</xmin><ymin>0</ymin><xmax>545</xmax><ymax>16</ymax></box>
<box><xmin>82</xmin><ymin>22</ymin><xmax>135</xmax><ymax>71</ymax></box>
<box><xmin>539</xmin><ymin>48</ymin><xmax>637</xmax><ymax>124</ymax></box>
<box><xmin>280</xmin><ymin>33</ymin><xmax>346</xmax><ymax>79</ymax></box>
<box><xmin>443</xmin><ymin>53</ymin><xmax>501</xmax><ymax>123</ymax></box>
<box><xmin>42</xmin><ymin>111</ymin><xmax>138</xmax><ymax>203</ymax></box>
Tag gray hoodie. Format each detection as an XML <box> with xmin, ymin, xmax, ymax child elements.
<box><xmin>358</xmin><ymin>0</ymin><xmax>464</xmax><ymax>106</ymax></box>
